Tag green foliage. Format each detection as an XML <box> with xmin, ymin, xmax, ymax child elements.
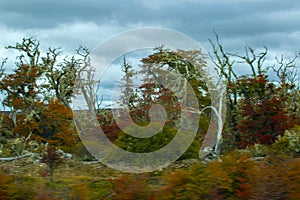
<box><xmin>140</xmin><ymin>48</ymin><xmax>210</xmax><ymax>109</ymax></box>
<box><xmin>121</xmin><ymin>47</ymin><xmax>211</xmax><ymax>132</ymax></box>
<box><xmin>114</xmin><ymin>123</ymin><xmax>200</xmax><ymax>160</ymax></box>
<box><xmin>73</xmin><ymin>141</ymin><xmax>96</xmax><ymax>161</ymax></box>
<box><xmin>88</xmin><ymin>180</ymin><xmax>112</xmax><ymax>200</ymax></box>
<box><xmin>12</xmin><ymin>176</ymin><xmax>37</xmax><ymax>200</ymax></box>
<box><xmin>210</xmin><ymin>35</ymin><xmax>299</xmax><ymax>150</ymax></box>
<box><xmin>1</xmin><ymin>36</ymin><xmax>300</xmax><ymax>200</ymax></box>
<box><xmin>2</xmin><ymin>137</ymin><xmax>26</xmax><ymax>156</ymax></box>
<box><xmin>272</xmin><ymin>125</ymin><xmax>300</xmax><ymax>156</ymax></box>
<box><xmin>0</xmin><ymin>150</ymin><xmax>299</xmax><ymax>199</ymax></box>
<box><xmin>244</xmin><ymin>143</ymin><xmax>269</xmax><ymax>158</ymax></box>
<box><xmin>0</xmin><ymin>169</ymin><xmax>37</xmax><ymax>200</ymax></box>
<box><xmin>115</xmin><ymin>124</ymin><xmax>176</xmax><ymax>153</ymax></box>
<box><xmin>0</xmin><ymin>113</ymin><xmax>14</xmax><ymax>139</ymax></box>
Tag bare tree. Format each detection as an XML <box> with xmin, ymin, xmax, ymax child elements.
<box><xmin>118</xmin><ymin>56</ymin><xmax>136</xmax><ymax>108</ymax></box>
<box><xmin>272</xmin><ymin>55</ymin><xmax>300</xmax><ymax>116</ymax></box>
<box><xmin>75</xmin><ymin>47</ymin><xmax>102</xmax><ymax>115</ymax></box>
<box><xmin>229</xmin><ymin>46</ymin><xmax>268</xmax><ymax>77</ymax></box>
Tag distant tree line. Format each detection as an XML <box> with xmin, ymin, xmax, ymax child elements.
<box><xmin>0</xmin><ymin>35</ymin><xmax>299</xmax><ymax>161</ymax></box>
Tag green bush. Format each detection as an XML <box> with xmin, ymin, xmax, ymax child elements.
<box><xmin>244</xmin><ymin>143</ymin><xmax>269</xmax><ymax>158</ymax></box>
<box><xmin>114</xmin><ymin>123</ymin><xmax>200</xmax><ymax>160</ymax></box>
<box><xmin>272</xmin><ymin>125</ymin><xmax>300</xmax><ymax>156</ymax></box>
<box><xmin>114</xmin><ymin>124</ymin><xmax>176</xmax><ymax>153</ymax></box>
<box><xmin>73</xmin><ymin>141</ymin><xmax>96</xmax><ymax>161</ymax></box>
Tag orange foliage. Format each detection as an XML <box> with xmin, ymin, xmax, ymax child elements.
<box><xmin>0</xmin><ymin>170</ymin><xmax>15</xmax><ymax>199</ymax></box>
<box><xmin>110</xmin><ymin>174</ymin><xmax>154</xmax><ymax>200</ymax></box>
<box><xmin>247</xmin><ymin>156</ymin><xmax>300</xmax><ymax>200</ymax></box>
<box><xmin>149</xmin><ymin>153</ymin><xmax>300</xmax><ymax>200</ymax></box>
<box><xmin>0</xmin><ymin>65</ymin><xmax>41</xmax><ymax>111</ymax></box>
<box><xmin>36</xmin><ymin>100</ymin><xmax>77</xmax><ymax>148</ymax></box>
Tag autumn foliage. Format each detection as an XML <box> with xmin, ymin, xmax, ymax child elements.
<box><xmin>35</xmin><ymin>100</ymin><xmax>77</xmax><ymax>148</ymax></box>
<box><xmin>232</xmin><ymin>75</ymin><xmax>298</xmax><ymax>148</ymax></box>
<box><xmin>156</xmin><ymin>152</ymin><xmax>300</xmax><ymax>200</ymax></box>
<box><xmin>0</xmin><ymin>37</ymin><xmax>299</xmax><ymax>199</ymax></box>
<box><xmin>0</xmin><ymin>170</ymin><xmax>13</xmax><ymax>199</ymax></box>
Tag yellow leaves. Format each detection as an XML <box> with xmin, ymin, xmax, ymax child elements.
<box><xmin>0</xmin><ymin>170</ymin><xmax>14</xmax><ymax>199</ymax></box>
<box><xmin>286</xmin><ymin>158</ymin><xmax>300</xmax><ymax>199</ymax></box>
<box><xmin>110</xmin><ymin>174</ymin><xmax>154</xmax><ymax>200</ymax></box>
<box><xmin>207</xmin><ymin>161</ymin><xmax>233</xmax><ymax>187</ymax></box>
<box><xmin>158</xmin><ymin>152</ymin><xmax>259</xmax><ymax>200</ymax></box>
<box><xmin>68</xmin><ymin>181</ymin><xmax>90</xmax><ymax>200</ymax></box>
<box><xmin>158</xmin><ymin>161</ymin><xmax>233</xmax><ymax>199</ymax></box>
<box><xmin>165</xmin><ymin>170</ymin><xmax>190</xmax><ymax>186</ymax></box>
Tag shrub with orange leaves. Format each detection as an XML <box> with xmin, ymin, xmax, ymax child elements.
<box><xmin>34</xmin><ymin>100</ymin><xmax>78</xmax><ymax>150</ymax></box>
<box><xmin>0</xmin><ymin>170</ymin><xmax>14</xmax><ymax>199</ymax></box>
<box><xmin>158</xmin><ymin>161</ymin><xmax>233</xmax><ymax>199</ymax></box>
<box><xmin>247</xmin><ymin>155</ymin><xmax>300</xmax><ymax>200</ymax></box>
<box><xmin>157</xmin><ymin>151</ymin><xmax>257</xmax><ymax>200</ymax></box>
<box><xmin>110</xmin><ymin>174</ymin><xmax>154</xmax><ymax>200</ymax></box>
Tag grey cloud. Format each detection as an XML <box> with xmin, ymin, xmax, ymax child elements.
<box><xmin>0</xmin><ymin>0</ymin><xmax>147</xmax><ymax>28</ymax></box>
<box><xmin>1</xmin><ymin>0</ymin><xmax>300</xmax><ymax>103</ymax></box>
<box><xmin>1</xmin><ymin>0</ymin><xmax>296</xmax><ymax>29</ymax></box>
<box><xmin>1</xmin><ymin>0</ymin><xmax>300</xmax><ymax>52</ymax></box>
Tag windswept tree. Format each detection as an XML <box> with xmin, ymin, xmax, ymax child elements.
<box><xmin>111</xmin><ymin>48</ymin><xmax>213</xmax><ymax>159</ymax></box>
<box><xmin>0</xmin><ymin>38</ymin><xmax>93</xmax><ymax>154</ymax></box>
<box><xmin>140</xmin><ymin>47</ymin><xmax>211</xmax><ymax>109</ymax></box>
<box><xmin>0</xmin><ymin>39</ymin><xmax>44</xmax><ymax>127</ymax></box>
<box><xmin>42</xmin><ymin>48</ymin><xmax>78</xmax><ymax>107</ymax></box>
<box><xmin>136</xmin><ymin>47</ymin><xmax>212</xmax><ymax>137</ymax></box>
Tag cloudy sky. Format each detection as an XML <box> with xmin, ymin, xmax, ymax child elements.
<box><xmin>1</xmin><ymin>0</ymin><xmax>299</xmax><ymax>107</ymax></box>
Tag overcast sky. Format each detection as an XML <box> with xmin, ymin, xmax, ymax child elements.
<box><xmin>1</xmin><ymin>0</ymin><xmax>299</xmax><ymax>51</ymax></box>
<box><xmin>1</xmin><ymin>0</ymin><xmax>299</xmax><ymax>107</ymax></box>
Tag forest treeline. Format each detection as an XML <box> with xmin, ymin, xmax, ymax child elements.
<box><xmin>1</xmin><ymin>36</ymin><xmax>299</xmax><ymax>155</ymax></box>
<box><xmin>0</xmin><ymin>36</ymin><xmax>300</xmax><ymax>199</ymax></box>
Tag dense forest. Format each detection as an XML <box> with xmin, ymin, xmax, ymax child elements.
<box><xmin>0</xmin><ymin>36</ymin><xmax>300</xmax><ymax>199</ymax></box>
